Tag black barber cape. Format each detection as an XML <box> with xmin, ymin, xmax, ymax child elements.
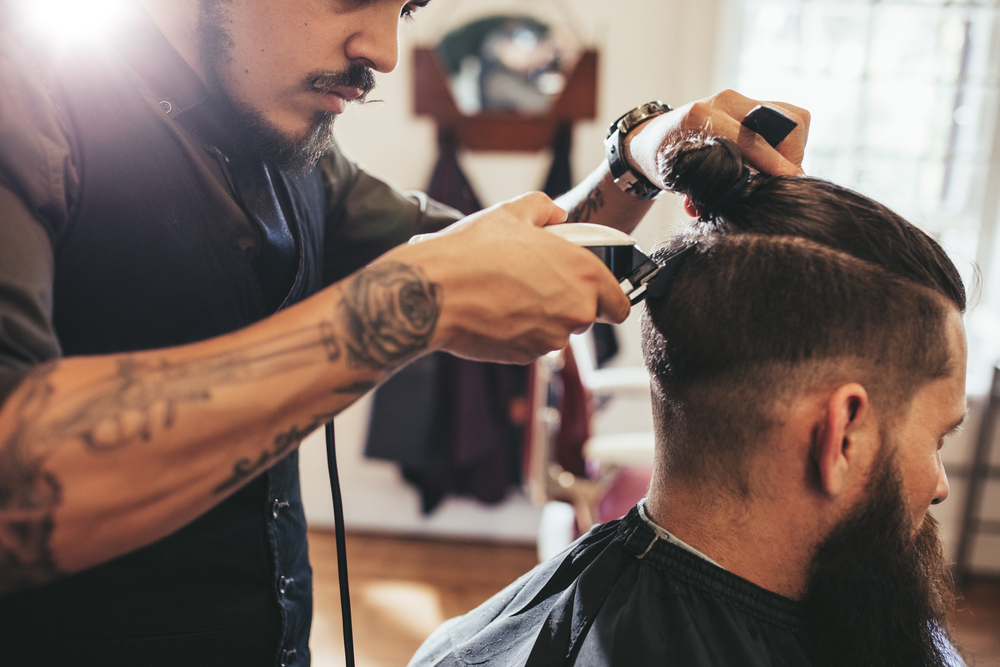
<box><xmin>409</xmin><ymin>506</ymin><xmax>815</xmax><ymax>667</ymax></box>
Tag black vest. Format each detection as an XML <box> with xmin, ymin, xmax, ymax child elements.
<box><xmin>0</xmin><ymin>34</ymin><xmax>325</xmax><ymax>667</ymax></box>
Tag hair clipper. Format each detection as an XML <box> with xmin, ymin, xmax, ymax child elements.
<box><xmin>545</xmin><ymin>223</ymin><xmax>692</xmax><ymax>305</ymax></box>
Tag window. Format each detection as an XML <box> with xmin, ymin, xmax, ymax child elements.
<box><xmin>722</xmin><ymin>0</ymin><xmax>1000</xmax><ymax>390</ymax></box>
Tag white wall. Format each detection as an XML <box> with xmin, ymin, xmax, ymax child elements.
<box><xmin>300</xmin><ymin>0</ymin><xmax>721</xmax><ymax>542</ymax></box>
<box><xmin>299</xmin><ymin>0</ymin><xmax>1000</xmax><ymax>575</ymax></box>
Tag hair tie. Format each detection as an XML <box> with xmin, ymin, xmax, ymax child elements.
<box><xmin>699</xmin><ymin>166</ymin><xmax>752</xmax><ymax>220</ymax></box>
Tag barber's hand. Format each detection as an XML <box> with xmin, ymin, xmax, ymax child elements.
<box><xmin>625</xmin><ymin>89</ymin><xmax>811</xmax><ymax>182</ymax></box>
<box><xmin>390</xmin><ymin>192</ymin><xmax>631</xmax><ymax>364</ymax></box>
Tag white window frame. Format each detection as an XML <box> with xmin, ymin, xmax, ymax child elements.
<box><xmin>713</xmin><ymin>0</ymin><xmax>1000</xmax><ymax>394</ymax></box>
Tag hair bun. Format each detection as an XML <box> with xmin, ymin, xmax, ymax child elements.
<box><xmin>656</xmin><ymin>134</ymin><xmax>746</xmax><ymax>215</ymax></box>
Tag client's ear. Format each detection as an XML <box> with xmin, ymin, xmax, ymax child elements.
<box><xmin>812</xmin><ymin>383</ymin><xmax>874</xmax><ymax>498</ymax></box>
<box><xmin>683</xmin><ymin>196</ymin><xmax>701</xmax><ymax>218</ymax></box>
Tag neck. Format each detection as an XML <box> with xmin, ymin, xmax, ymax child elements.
<box><xmin>140</xmin><ymin>0</ymin><xmax>208</xmax><ymax>85</ymax></box>
<box><xmin>645</xmin><ymin>466</ymin><xmax>821</xmax><ymax>599</ymax></box>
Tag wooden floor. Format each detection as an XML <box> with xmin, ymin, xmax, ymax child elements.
<box><xmin>309</xmin><ymin>530</ymin><xmax>1000</xmax><ymax>667</ymax></box>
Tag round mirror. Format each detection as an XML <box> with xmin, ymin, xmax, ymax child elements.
<box><xmin>437</xmin><ymin>15</ymin><xmax>581</xmax><ymax>116</ymax></box>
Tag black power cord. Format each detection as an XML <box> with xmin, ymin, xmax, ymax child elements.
<box><xmin>324</xmin><ymin>421</ymin><xmax>356</xmax><ymax>667</ymax></box>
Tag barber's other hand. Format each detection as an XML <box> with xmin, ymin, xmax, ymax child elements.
<box><xmin>391</xmin><ymin>192</ymin><xmax>631</xmax><ymax>364</ymax></box>
<box><xmin>626</xmin><ymin>89</ymin><xmax>810</xmax><ymax>183</ymax></box>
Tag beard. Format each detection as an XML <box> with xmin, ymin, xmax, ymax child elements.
<box><xmin>800</xmin><ymin>450</ymin><xmax>961</xmax><ymax>667</ymax></box>
<box><xmin>196</xmin><ymin>0</ymin><xmax>376</xmax><ymax>173</ymax></box>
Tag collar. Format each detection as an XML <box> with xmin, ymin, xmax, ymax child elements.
<box><xmin>109</xmin><ymin>5</ymin><xmax>237</xmax><ymax>153</ymax></box>
<box><xmin>110</xmin><ymin>5</ymin><xmax>210</xmax><ymax>119</ymax></box>
<box><xmin>637</xmin><ymin>499</ymin><xmax>723</xmax><ymax>568</ymax></box>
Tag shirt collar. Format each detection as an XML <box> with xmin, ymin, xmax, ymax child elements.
<box><xmin>109</xmin><ymin>4</ymin><xmax>211</xmax><ymax>120</ymax></box>
<box><xmin>637</xmin><ymin>499</ymin><xmax>724</xmax><ymax>568</ymax></box>
<box><xmin>109</xmin><ymin>4</ymin><xmax>241</xmax><ymax>157</ymax></box>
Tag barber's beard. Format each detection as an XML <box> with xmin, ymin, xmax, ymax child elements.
<box><xmin>196</xmin><ymin>0</ymin><xmax>375</xmax><ymax>173</ymax></box>
<box><xmin>800</xmin><ymin>452</ymin><xmax>960</xmax><ymax>667</ymax></box>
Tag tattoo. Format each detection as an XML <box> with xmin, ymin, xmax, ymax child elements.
<box><xmin>0</xmin><ymin>325</ymin><xmax>338</xmax><ymax>593</ymax></box>
<box><xmin>339</xmin><ymin>262</ymin><xmax>440</xmax><ymax>370</ymax></box>
<box><xmin>52</xmin><ymin>326</ymin><xmax>341</xmax><ymax>453</ymax></box>
<box><xmin>0</xmin><ymin>262</ymin><xmax>437</xmax><ymax>592</ymax></box>
<box><xmin>215</xmin><ymin>411</ymin><xmax>340</xmax><ymax>494</ymax></box>
<box><xmin>0</xmin><ymin>365</ymin><xmax>65</xmax><ymax>592</ymax></box>
<box><xmin>568</xmin><ymin>188</ymin><xmax>605</xmax><ymax>222</ymax></box>
<box><xmin>333</xmin><ymin>381</ymin><xmax>377</xmax><ymax>395</ymax></box>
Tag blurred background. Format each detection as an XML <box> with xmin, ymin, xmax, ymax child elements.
<box><xmin>299</xmin><ymin>0</ymin><xmax>1000</xmax><ymax>565</ymax></box>
<box><xmin>295</xmin><ymin>2</ymin><xmax>1000</xmax><ymax>662</ymax></box>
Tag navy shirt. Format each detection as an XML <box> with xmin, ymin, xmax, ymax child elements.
<box><xmin>0</xmin><ymin>6</ymin><xmax>458</xmax><ymax>666</ymax></box>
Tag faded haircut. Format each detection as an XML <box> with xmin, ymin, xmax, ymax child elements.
<box><xmin>640</xmin><ymin>134</ymin><xmax>966</xmax><ymax>494</ymax></box>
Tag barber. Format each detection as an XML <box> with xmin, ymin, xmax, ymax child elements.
<box><xmin>0</xmin><ymin>1</ymin><xmax>808</xmax><ymax>665</ymax></box>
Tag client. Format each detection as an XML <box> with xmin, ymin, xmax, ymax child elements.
<box><xmin>408</xmin><ymin>133</ymin><xmax>969</xmax><ymax>667</ymax></box>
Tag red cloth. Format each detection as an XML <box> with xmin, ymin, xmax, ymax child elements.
<box><xmin>555</xmin><ymin>345</ymin><xmax>591</xmax><ymax>477</ymax></box>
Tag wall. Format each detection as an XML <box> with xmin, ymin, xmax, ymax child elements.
<box><xmin>298</xmin><ymin>0</ymin><xmax>1000</xmax><ymax>574</ymax></box>
<box><xmin>300</xmin><ymin>0</ymin><xmax>721</xmax><ymax>542</ymax></box>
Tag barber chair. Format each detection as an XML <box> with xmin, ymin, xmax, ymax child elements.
<box><xmin>525</xmin><ymin>331</ymin><xmax>655</xmax><ymax>561</ymax></box>
<box><xmin>953</xmin><ymin>364</ymin><xmax>1000</xmax><ymax>588</ymax></box>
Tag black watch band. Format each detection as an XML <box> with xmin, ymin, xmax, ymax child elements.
<box><xmin>604</xmin><ymin>101</ymin><xmax>672</xmax><ymax>201</ymax></box>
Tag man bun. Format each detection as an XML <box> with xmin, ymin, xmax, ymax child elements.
<box><xmin>656</xmin><ymin>134</ymin><xmax>751</xmax><ymax>217</ymax></box>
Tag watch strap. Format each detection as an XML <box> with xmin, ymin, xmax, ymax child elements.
<box><xmin>605</xmin><ymin>101</ymin><xmax>672</xmax><ymax>201</ymax></box>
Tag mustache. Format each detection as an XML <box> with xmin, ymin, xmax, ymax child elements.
<box><xmin>306</xmin><ymin>64</ymin><xmax>377</xmax><ymax>102</ymax></box>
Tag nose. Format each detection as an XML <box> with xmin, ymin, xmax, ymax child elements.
<box><xmin>344</xmin><ymin>6</ymin><xmax>400</xmax><ymax>73</ymax></box>
<box><xmin>930</xmin><ymin>457</ymin><xmax>949</xmax><ymax>505</ymax></box>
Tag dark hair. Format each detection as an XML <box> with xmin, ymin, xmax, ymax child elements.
<box><xmin>641</xmin><ymin>134</ymin><xmax>966</xmax><ymax>494</ymax></box>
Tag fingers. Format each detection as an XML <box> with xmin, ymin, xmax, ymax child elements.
<box><xmin>493</xmin><ymin>196</ymin><xmax>629</xmax><ymax>325</ymax></box>
<box><xmin>679</xmin><ymin>90</ymin><xmax>810</xmax><ymax>176</ymax></box>
<box><xmin>410</xmin><ymin>193</ymin><xmax>566</xmax><ymax>244</ymax></box>
<box><xmin>594</xmin><ymin>268</ymin><xmax>631</xmax><ymax>324</ymax></box>
<box><xmin>395</xmin><ymin>212</ymin><xmax>632</xmax><ymax>363</ymax></box>
<box><xmin>502</xmin><ymin>191</ymin><xmax>568</xmax><ymax>227</ymax></box>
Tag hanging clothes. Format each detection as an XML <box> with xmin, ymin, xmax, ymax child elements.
<box><xmin>365</xmin><ymin>131</ymin><xmax>527</xmax><ymax>513</ymax></box>
<box><xmin>542</xmin><ymin>123</ymin><xmax>619</xmax><ymax>367</ymax></box>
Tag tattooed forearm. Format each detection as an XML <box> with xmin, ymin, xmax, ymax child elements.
<box><xmin>333</xmin><ymin>381</ymin><xmax>377</xmax><ymax>395</ymax></box>
<box><xmin>0</xmin><ymin>323</ymin><xmax>343</xmax><ymax>591</ymax></box>
<box><xmin>339</xmin><ymin>262</ymin><xmax>440</xmax><ymax>370</ymax></box>
<box><xmin>0</xmin><ymin>365</ymin><xmax>65</xmax><ymax>593</ymax></box>
<box><xmin>0</xmin><ymin>262</ymin><xmax>439</xmax><ymax>590</ymax></box>
<box><xmin>215</xmin><ymin>411</ymin><xmax>340</xmax><ymax>494</ymax></box>
<box><xmin>568</xmin><ymin>188</ymin><xmax>605</xmax><ymax>223</ymax></box>
<box><xmin>46</xmin><ymin>324</ymin><xmax>340</xmax><ymax>454</ymax></box>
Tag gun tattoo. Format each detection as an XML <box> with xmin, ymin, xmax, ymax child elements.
<box><xmin>214</xmin><ymin>411</ymin><xmax>341</xmax><ymax>494</ymax></box>
<box><xmin>568</xmin><ymin>188</ymin><xmax>605</xmax><ymax>223</ymax></box>
<box><xmin>0</xmin><ymin>365</ymin><xmax>63</xmax><ymax>593</ymax></box>
<box><xmin>0</xmin><ymin>324</ymin><xmax>339</xmax><ymax>593</ymax></box>
<box><xmin>0</xmin><ymin>262</ymin><xmax>440</xmax><ymax>592</ymax></box>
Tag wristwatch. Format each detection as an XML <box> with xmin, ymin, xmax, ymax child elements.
<box><xmin>604</xmin><ymin>100</ymin><xmax>673</xmax><ymax>201</ymax></box>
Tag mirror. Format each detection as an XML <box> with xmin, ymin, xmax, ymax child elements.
<box><xmin>436</xmin><ymin>15</ymin><xmax>581</xmax><ymax>116</ymax></box>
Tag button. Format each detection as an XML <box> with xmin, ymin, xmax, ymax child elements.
<box><xmin>272</xmin><ymin>499</ymin><xmax>290</xmax><ymax>519</ymax></box>
<box><xmin>278</xmin><ymin>576</ymin><xmax>294</xmax><ymax>595</ymax></box>
<box><xmin>158</xmin><ymin>100</ymin><xmax>172</xmax><ymax>114</ymax></box>
<box><xmin>280</xmin><ymin>648</ymin><xmax>297</xmax><ymax>666</ymax></box>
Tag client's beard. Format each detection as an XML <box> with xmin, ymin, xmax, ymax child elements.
<box><xmin>800</xmin><ymin>451</ymin><xmax>960</xmax><ymax>667</ymax></box>
<box><xmin>197</xmin><ymin>0</ymin><xmax>375</xmax><ymax>173</ymax></box>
